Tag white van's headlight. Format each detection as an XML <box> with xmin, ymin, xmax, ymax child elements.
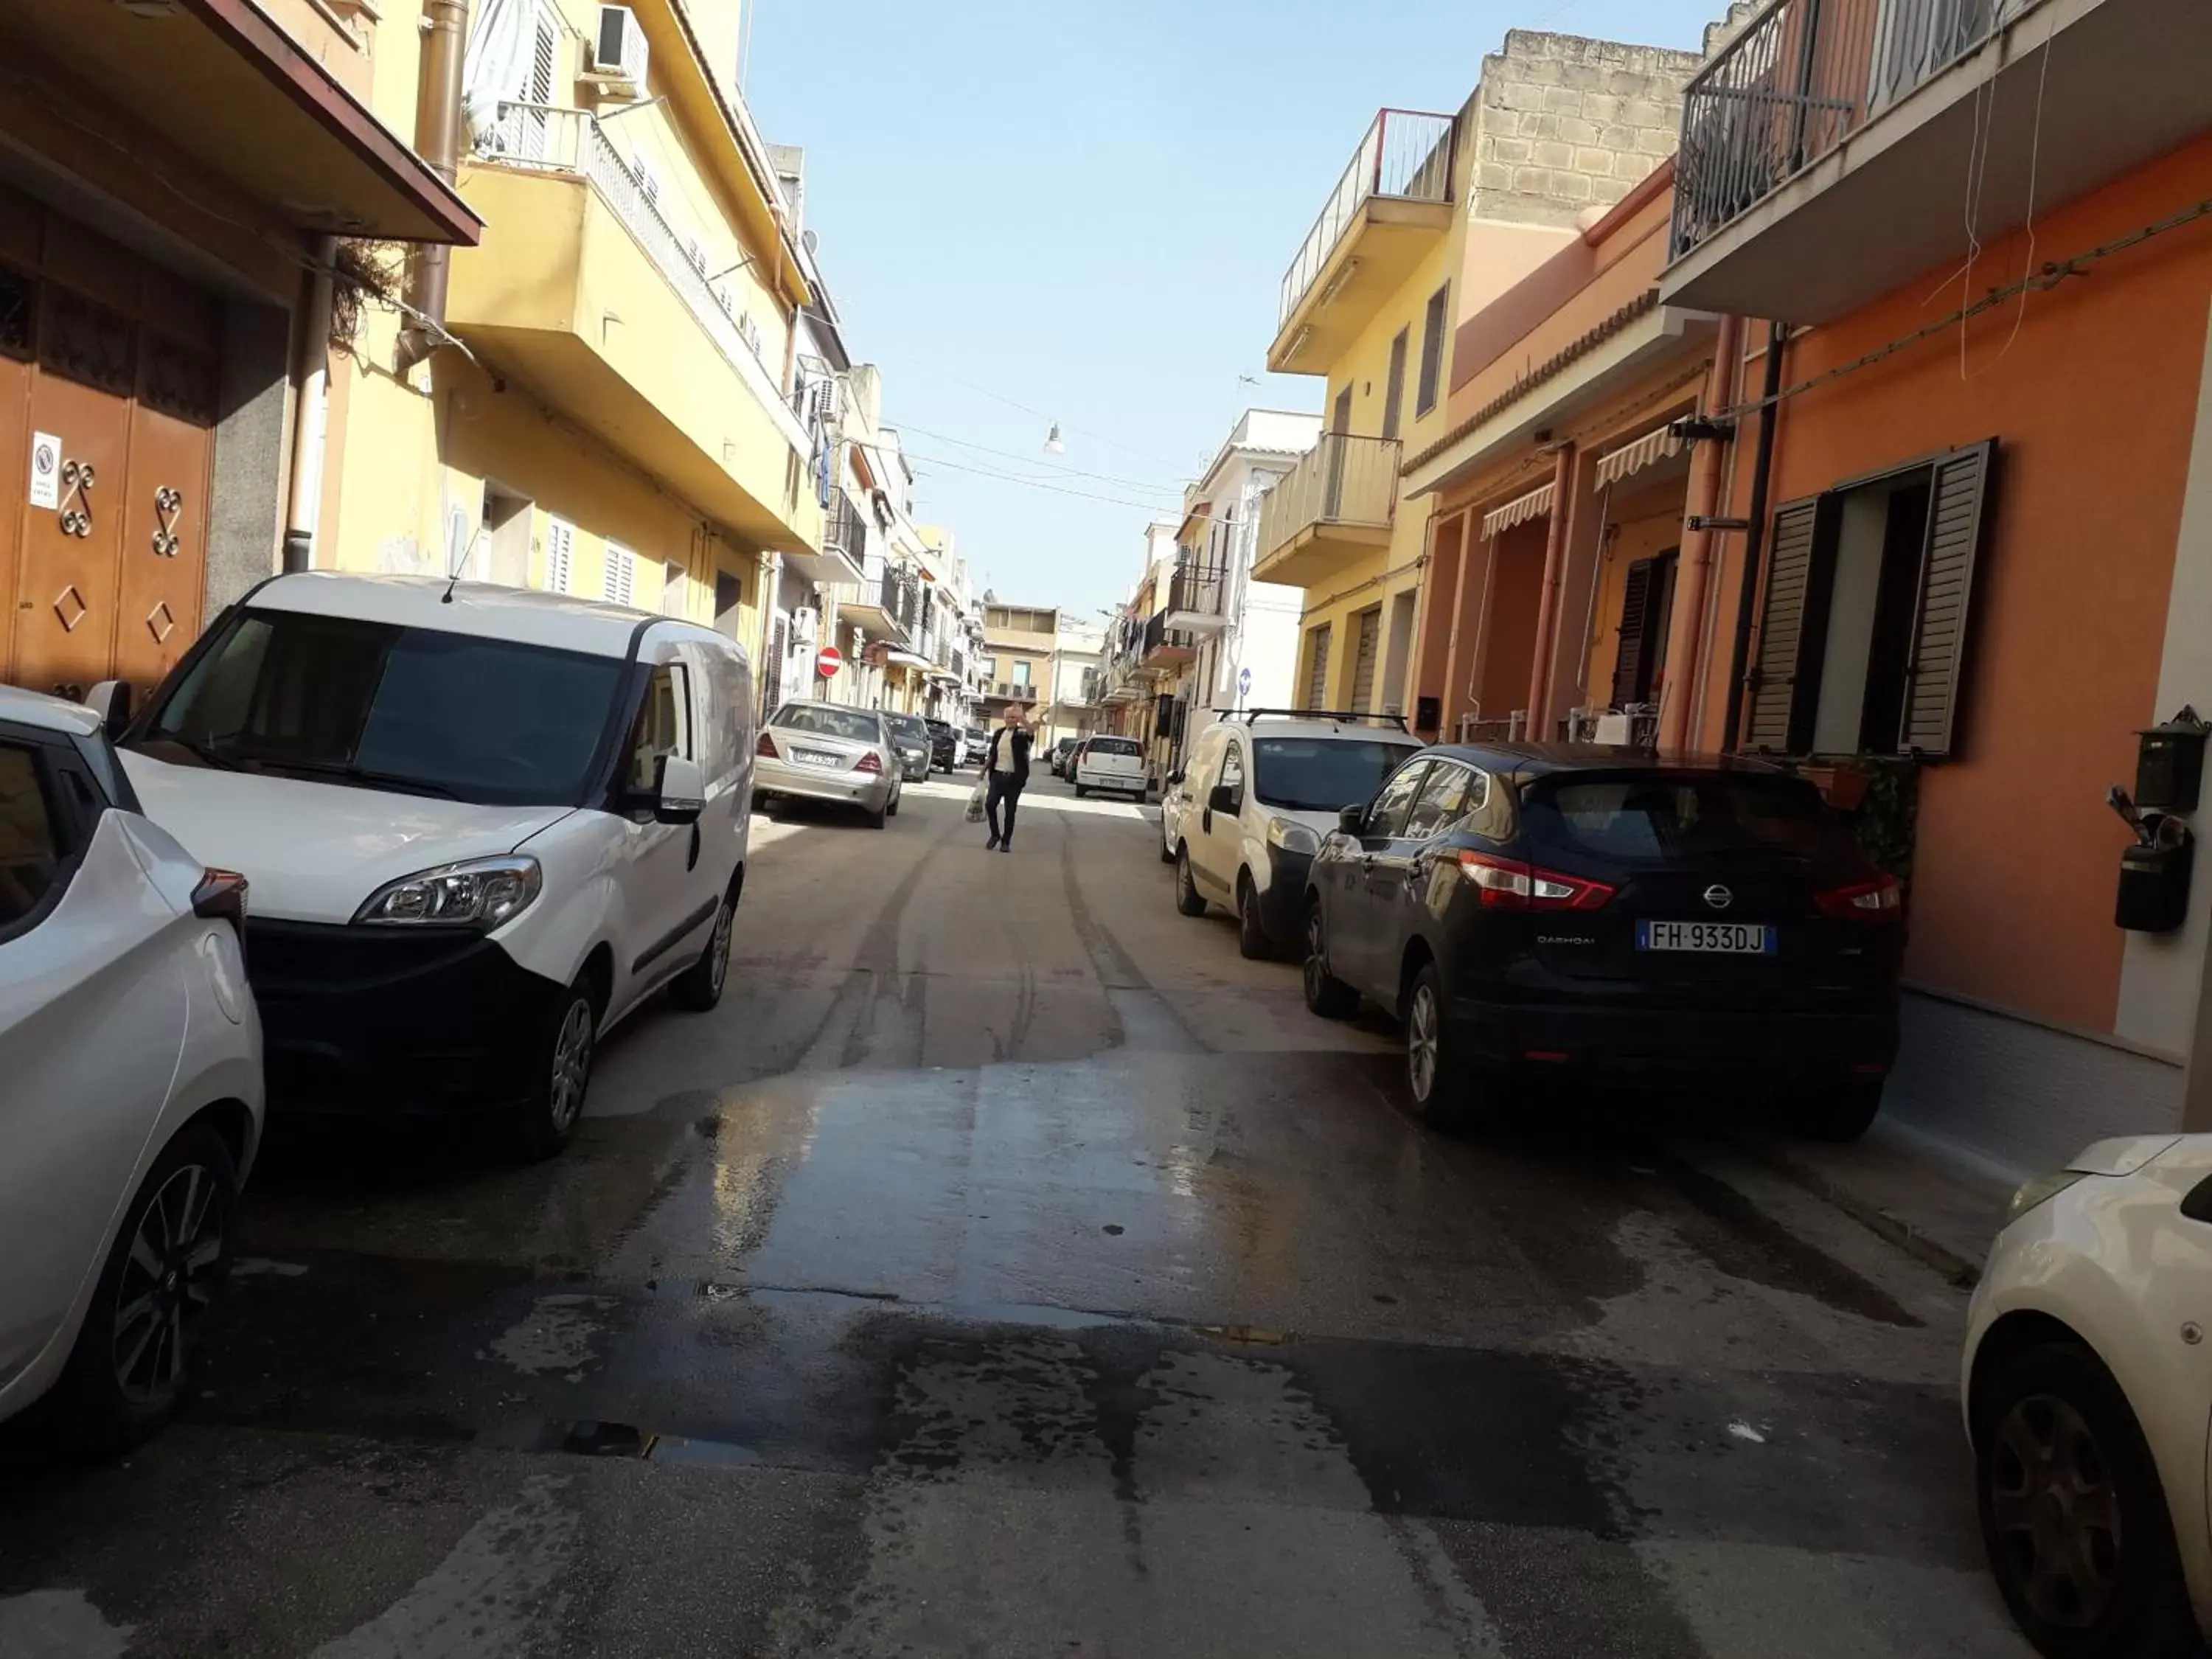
<box><xmin>354</xmin><ymin>856</ymin><xmax>542</xmax><ymax>929</ymax></box>
<box><xmin>1266</xmin><ymin>817</ymin><xmax>1321</xmax><ymax>856</ymax></box>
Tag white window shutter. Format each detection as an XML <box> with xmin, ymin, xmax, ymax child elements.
<box><xmin>604</xmin><ymin>544</ymin><xmax>635</xmax><ymax>606</ymax></box>
<box><xmin>545</xmin><ymin>517</ymin><xmax>575</xmax><ymax>595</ymax></box>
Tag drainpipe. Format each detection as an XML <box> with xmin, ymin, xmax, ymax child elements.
<box><xmin>1523</xmin><ymin>443</ymin><xmax>1577</xmax><ymax>737</ymax></box>
<box><xmin>282</xmin><ymin>234</ymin><xmax>338</xmax><ymax>573</ymax></box>
<box><xmin>394</xmin><ymin>0</ymin><xmax>470</xmax><ymax>374</ymax></box>
<box><xmin>1720</xmin><ymin>321</ymin><xmax>1790</xmax><ymax>752</ymax></box>
<box><xmin>1657</xmin><ymin>312</ymin><xmax>1742</xmax><ymax>751</ymax></box>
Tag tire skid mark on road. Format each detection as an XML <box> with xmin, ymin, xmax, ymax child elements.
<box><xmin>1056</xmin><ymin>813</ymin><xmax>1207</xmax><ymax>1056</ymax></box>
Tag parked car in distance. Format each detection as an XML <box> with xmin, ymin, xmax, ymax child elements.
<box><xmin>1050</xmin><ymin>737</ymin><xmax>1079</xmax><ymax>778</ymax></box>
<box><xmin>1074</xmin><ymin>735</ymin><xmax>1146</xmax><ymax>800</ymax></box>
<box><xmin>1162</xmin><ymin>711</ymin><xmax>1425</xmax><ymax>959</ymax></box>
<box><xmin>1300</xmin><ymin>744</ymin><xmax>1902</xmax><ymax>1137</ymax></box>
<box><xmin>117</xmin><ymin>573</ymin><xmax>752</xmax><ymax>1161</ymax></box>
<box><xmin>757</xmin><ymin>701</ymin><xmax>902</xmax><ymax>828</ymax></box>
<box><xmin>926</xmin><ymin>718</ymin><xmax>962</xmax><ymax>773</ymax></box>
<box><xmin>964</xmin><ymin>728</ymin><xmax>990</xmax><ymax>768</ymax></box>
<box><xmin>883</xmin><ymin>712</ymin><xmax>932</xmax><ymax>783</ymax></box>
<box><xmin>1964</xmin><ymin>1133</ymin><xmax>2212</xmax><ymax>1659</ymax></box>
<box><xmin>1</xmin><ymin>686</ymin><xmax>263</xmax><ymax>1449</ymax></box>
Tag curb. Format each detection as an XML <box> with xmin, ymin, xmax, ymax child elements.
<box><xmin>1735</xmin><ymin>1135</ymin><xmax>1986</xmax><ymax>1289</ymax></box>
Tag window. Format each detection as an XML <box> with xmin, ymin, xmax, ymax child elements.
<box><xmin>1217</xmin><ymin>742</ymin><xmax>1245</xmax><ymax>803</ymax></box>
<box><xmin>978</xmin><ymin>655</ymin><xmax>997</xmax><ymax>681</ymax></box>
<box><xmin>602</xmin><ymin>544</ymin><xmax>636</xmax><ymax>608</ymax></box>
<box><xmin>0</xmin><ymin>742</ymin><xmax>62</xmax><ymax>932</ymax></box>
<box><xmin>544</xmin><ymin>517</ymin><xmax>576</xmax><ymax>596</ymax></box>
<box><xmin>661</xmin><ymin>560</ymin><xmax>686</xmax><ymax>617</ymax></box>
<box><xmin>1745</xmin><ymin>441</ymin><xmax>1993</xmax><ymax>759</ymax></box>
<box><xmin>771</xmin><ymin>703</ymin><xmax>882</xmax><ymax>743</ymax></box>
<box><xmin>714</xmin><ymin>572</ymin><xmax>744</xmax><ymax>630</ymax></box>
<box><xmin>1610</xmin><ymin>552</ymin><xmax>1678</xmax><ymax>708</ymax></box>
<box><xmin>1087</xmin><ymin>737</ymin><xmax>1141</xmax><ymax>757</ymax></box>
<box><xmin>1010</xmin><ymin>660</ymin><xmax>1032</xmax><ymax>688</ymax></box>
<box><xmin>1382</xmin><ymin>327</ymin><xmax>1409</xmax><ymax>442</ymax></box>
<box><xmin>627</xmin><ymin>664</ymin><xmax>690</xmax><ymax>793</ymax></box>
<box><xmin>1522</xmin><ymin>776</ymin><xmax>1857</xmax><ymax>865</ymax></box>
<box><xmin>1254</xmin><ymin>737</ymin><xmax>1425</xmax><ymax>813</ymax></box>
<box><xmin>131</xmin><ymin>611</ymin><xmax>627</xmax><ymax>807</ymax></box>
<box><xmin>1403</xmin><ymin>762</ymin><xmax>1483</xmax><ymax>841</ymax></box>
<box><xmin>1416</xmin><ymin>283</ymin><xmax>1450</xmax><ymax>417</ymax></box>
<box><xmin>1364</xmin><ymin>760</ymin><xmax>1434</xmax><ymax>839</ymax></box>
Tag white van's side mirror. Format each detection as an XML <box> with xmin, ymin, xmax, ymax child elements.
<box><xmin>83</xmin><ymin>679</ymin><xmax>132</xmax><ymax>737</ymax></box>
<box><xmin>654</xmin><ymin>755</ymin><xmax>705</xmax><ymax>826</ymax></box>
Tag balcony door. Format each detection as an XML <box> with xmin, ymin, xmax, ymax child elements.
<box><xmin>1324</xmin><ymin>386</ymin><xmax>1352</xmax><ymax>521</ymax></box>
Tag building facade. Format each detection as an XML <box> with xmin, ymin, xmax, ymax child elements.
<box><xmin>1177</xmin><ymin>411</ymin><xmax>1322</xmax><ymax>720</ymax></box>
<box><xmin>0</xmin><ymin>0</ymin><xmax>479</xmax><ymax>700</ymax></box>
<box><xmin>978</xmin><ymin>601</ymin><xmax>1057</xmax><ymax>729</ymax></box>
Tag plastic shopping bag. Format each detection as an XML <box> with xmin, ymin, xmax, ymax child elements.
<box><xmin>965</xmin><ymin>779</ymin><xmax>987</xmax><ymax>823</ymax></box>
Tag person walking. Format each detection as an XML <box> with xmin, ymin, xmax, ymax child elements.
<box><xmin>981</xmin><ymin>708</ymin><xmax>1032</xmax><ymax>852</ymax></box>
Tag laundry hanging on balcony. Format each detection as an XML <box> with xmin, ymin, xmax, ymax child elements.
<box><xmin>1481</xmin><ymin>481</ymin><xmax>1555</xmax><ymax>540</ymax></box>
<box><xmin>462</xmin><ymin>0</ymin><xmax>534</xmax><ymax>146</ymax></box>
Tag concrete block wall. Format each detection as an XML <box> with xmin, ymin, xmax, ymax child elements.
<box><xmin>1468</xmin><ymin>30</ymin><xmax>1705</xmax><ymax>224</ymax></box>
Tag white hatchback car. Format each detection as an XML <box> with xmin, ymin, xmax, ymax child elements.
<box><xmin>1964</xmin><ymin>1133</ymin><xmax>2212</xmax><ymax>1658</ymax></box>
<box><xmin>1074</xmin><ymin>734</ymin><xmax>1147</xmax><ymax>800</ymax></box>
<box><xmin>115</xmin><ymin>573</ymin><xmax>754</xmax><ymax>1159</ymax></box>
<box><xmin>0</xmin><ymin>687</ymin><xmax>262</xmax><ymax>1449</ymax></box>
<box><xmin>1160</xmin><ymin>712</ymin><xmax>1425</xmax><ymax>958</ymax></box>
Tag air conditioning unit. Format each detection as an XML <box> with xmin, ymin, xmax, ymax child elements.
<box><xmin>591</xmin><ymin>6</ymin><xmax>650</xmax><ymax>92</ymax></box>
<box><xmin>790</xmin><ymin>606</ymin><xmax>819</xmax><ymax>646</ymax></box>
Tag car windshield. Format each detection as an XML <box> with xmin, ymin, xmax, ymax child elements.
<box><xmin>966</xmin><ymin>729</ymin><xmax>987</xmax><ymax>744</ymax></box>
<box><xmin>1253</xmin><ymin>737</ymin><xmax>1422</xmax><ymax>813</ymax></box>
<box><xmin>774</xmin><ymin>704</ymin><xmax>881</xmax><ymax>743</ymax></box>
<box><xmin>1521</xmin><ymin>774</ymin><xmax>1863</xmax><ymax>864</ymax></box>
<box><xmin>886</xmin><ymin>714</ymin><xmax>929</xmax><ymax>744</ymax></box>
<box><xmin>130</xmin><ymin>608</ymin><xmax>624</xmax><ymax>807</ymax></box>
<box><xmin>1085</xmin><ymin>737</ymin><xmax>1141</xmax><ymax>757</ymax></box>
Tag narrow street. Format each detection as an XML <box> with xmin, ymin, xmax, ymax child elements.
<box><xmin>0</xmin><ymin>771</ymin><xmax>2026</xmax><ymax>1658</ymax></box>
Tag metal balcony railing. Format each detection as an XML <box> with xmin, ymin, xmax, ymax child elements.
<box><xmin>1140</xmin><ymin>613</ymin><xmax>1197</xmax><ymax>662</ymax></box>
<box><xmin>1279</xmin><ymin>109</ymin><xmax>1456</xmax><ymax>330</ymax></box>
<box><xmin>1165</xmin><ymin>559</ymin><xmax>1226</xmax><ymax>622</ymax></box>
<box><xmin>992</xmin><ymin>683</ymin><xmax>1040</xmax><ymax>703</ymax></box>
<box><xmin>1256</xmin><ymin>433</ymin><xmax>1401</xmax><ymax>560</ymax></box>
<box><xmin>476</xmin><ymin>103</ymin><xmax>806</xmax><ymax>453</ymax></box>
<box><xmin>1671</xmin><ymin>0</ymin><xmax>2041</xmax><ymax>261</ymax></box>
<box><xmin>824</xmin><ymin>492</ymin><xmax>868</xmax><ymax>568</ymax></box>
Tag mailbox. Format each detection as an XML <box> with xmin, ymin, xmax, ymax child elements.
<box><xmin>2116</xmin><ymin>827</ymin><xmax>2194</xmax><ymax>934</ymax></box>
<box><xmin>2136</xmin><ymin>713</ymin><xmax>2208</xmax><ymax>813</ymax></box>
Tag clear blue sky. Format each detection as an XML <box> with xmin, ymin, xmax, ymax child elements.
<box><xmin>742</xmin><ymin>0</ymin><xmax>1718</xmax><ymax>620</ymax></box>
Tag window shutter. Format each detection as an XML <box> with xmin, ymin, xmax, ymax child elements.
<box><xmin>1382</xmin><ymin>329</ymin><xmax>1408</xmax><ymax>443</ymax></box>
<box><xmin>1610</xmin><ymin>558</ymin><xmax>1655</xmax><ymax>707</ymax></box>
<box><xmin>1350</xmin><ymin>607</ymin><xmax>1381</xmax><ymax>712</ymax></box>
<box><xmin>1304</xmin><ymin>624</ymin><xmax>1332</xmax><ymax>710</ymax></box>
<box><xmin>1899</xmin><ymin>439</ymin><xmax>1995</xmax><ymax>759</ymax></box>
<box><xmin>1744</xmin><ymin>495</ymin><xmax>1834</xmax><ymax>754</ymax></box>
<box><xmin>545</xmin><ymin>517</ymin><xmax>574</xmax><ymax>595</ymax></box>
<box><xmin>603</xmin><ymin>544</ymin><xmax>635</xmax><ymax>607</ymax></box>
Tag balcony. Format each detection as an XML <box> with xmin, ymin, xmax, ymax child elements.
<box><xmin>1269</xmin><ymin>109</ymin><xmax>1457</xmax><ymax>375</ymax></box>
<box><xmin>838</xmin><ymin>554</ymin><xmax>914</xmax><ymax>641</ymax></box>
<box><xmin>787</xmin><ymin>478</ymin><xmax>867</xmax><ymax>590</ymax></box>
<box><xmin>1253</xmin><ymin>434</ymin><xmax>1401</xmax><ymax>588</ymax></box>
<box><xmin>1141</xmin><ymin>613</ymin><xmax>1199</xmax><ymax>669</ymax></box>
<box><xmin>1663</xmin><ymin>0</ymin><xmax>2212</xmax><ymax>322</ymax></box>
<box><xmin>989</xmin><ymin>683</ymin><xmax>1040</xmax><ymax>703</ymax></box>
<box><xmin>1164</xmin><ymin>560</ymin><xmax>1229</xmax><ymax>633</ymax></box>
<box><xmin>453</xmin><ymin>105</ymin><xmax>821</xmax><ymax>554</ymax></box>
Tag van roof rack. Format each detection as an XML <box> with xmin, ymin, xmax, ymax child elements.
<box><xmin>1227</xmin><ymin>707</ymin><xmax>1411</xmax><ymax>733</ymax></box>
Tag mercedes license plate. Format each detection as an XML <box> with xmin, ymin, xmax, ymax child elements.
<box><xmin>792</xmin><ymin>750</ymin><xmax>842</xmax><ymax>769</ymax></box>
<box><xmin>1637</xmin><ymin>920</ymin><xmax>1775</xmax><ymax>955</ymax></box>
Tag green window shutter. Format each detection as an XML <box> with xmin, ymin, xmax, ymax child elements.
<box><xmin>1610</xmin><ymin>558</ymin><xmax>1655</xmax><ymax>708</ymax></box>
<box><xmin>1899</xmin><ymin>440</ymin><xmax>1996</xmax><ymax>759</ymax></box>
<box><xmin>1744</xmin><ymin>495</ymin><xmax>1835</xmax><ymax>754</ymax></box>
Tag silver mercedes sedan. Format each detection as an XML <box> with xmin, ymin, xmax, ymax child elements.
<box><xmin>754</xmin><ymin>701</ymin><xmax>902</xmax><ymax>828</ymax></box>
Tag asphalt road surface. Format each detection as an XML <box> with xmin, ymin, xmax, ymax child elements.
<box><xmin>0</xmin><ymin>771</ymin><xmax>2031</xmax><ymax>1659</ymax></box>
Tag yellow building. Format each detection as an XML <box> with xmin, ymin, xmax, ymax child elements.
<box><xmin>1256</xmin><ymin>34</ymin><xmax>1702</xmax><ymax>738</ymax></box>
<box><xmin>318</xmin><ymin>0</ymin><xmax>824</xmax><ymax>674</ymax></box>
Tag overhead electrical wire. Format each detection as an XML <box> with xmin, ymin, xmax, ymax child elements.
<box><xmin>903</xmin><ymin>450</ymin><xmax>1239</xmax><ymax>526</ymax></box>
<box><xmin>888</xmin><ymin>422</ymin><xmax>1190</xmax><ymax>496</ymax></box>
<box><xmin>899</xmin><ymin>359</ymin><xmax>1196</xmax><ymax>473</ymax></box>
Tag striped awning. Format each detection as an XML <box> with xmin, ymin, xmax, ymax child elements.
<box><xmin>1593</xmin><ymin>423</ymin><xmax>1686</xmax><ymax>489</ymax></box>
<box><xmin>884</xmin><ymin>650</ymin><xmax>933</xmax><ymax>671</ymax></box>
<box><xmin>1481</xmin><ymin>481</ymin><xmax>1555</xmax><ymax>540</ymax></box>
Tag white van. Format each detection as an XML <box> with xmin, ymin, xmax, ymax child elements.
<box><xmin>1161</xmin><ymin>712</ymin><xmax>1424</xmax><ymax>959</ymax></box>
<box><xmin>111</xmin><ymin>573</ymin><xmax>754</xmax><ymax>1158</ymax></box>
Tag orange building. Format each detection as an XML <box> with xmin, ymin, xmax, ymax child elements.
<box><xmin>0</xmin><ymin>1</ymin><xmax>476</xmax><ymax>700</ymax></box>
<box><xmin>1658</xmin><ymin>0</ymin><xmax>2212</xmax><ymax>1168</ymax></box>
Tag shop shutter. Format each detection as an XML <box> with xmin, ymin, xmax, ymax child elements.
<box><xmin>1304</xmin><ymin>624</ymin><xmax>1331</xmax><ymax>710</ymax></box>
<box><xmin>1610</xmin><ymin>559</ymin><xmax>1655</xmax><ymax>707</ymax></box>
<box><xmin>1899</xmin><ymin>439</ymin><xmax>1996</xmax><ymax>759</ymax></box>
<box><xmin>1349</xmin><ymin>607</ymin><xmax>1381</xmax><ymax>712</ymax></box>
<box><xmin>1744</xmin><ymin>495</ymin><xmax>1834</xmax><ymax>754</ymax></box>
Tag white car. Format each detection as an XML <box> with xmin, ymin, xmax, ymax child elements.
<box><xmin>0</xmin><ymin>687</ymin><xmax>262</xmax><ymax>1448</ymax></box>
<box><xmin>754</xmin><ymin>701</ymin><xmax>902</xmax><ymax>826</ymax></box>
<box><xmin>1073</xmin><ymin>734</ymin><xmax>1147</xmax><ymax>800</ymax></box>
<box><xmin>1160</xmin><ymin>712</ymin><xmax>1425</xmax><ymax>958</ymax></box>
<box><xmin>1963</xmin><ymin>1133</ymin><xmax>2212</xmax><ymax>1658</ymax></box>
<box><xmin>114</xmin><ymin>572</ymin><xmax>754</xmax><ymax>1160</ymax></box>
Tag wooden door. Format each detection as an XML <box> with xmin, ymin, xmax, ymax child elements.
<box><xmin>13</xmin><ymin>289</ymin><xmax>135</xmax><ymax>700</ymax></box>
<box><xmin>114</xmin><ymin>347</ymin><xmax>216</xmax><ymax>692</ymax></box>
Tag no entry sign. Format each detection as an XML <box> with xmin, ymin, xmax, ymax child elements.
<box><xmin>815</xmin><ymin>644</ymin><xmax>844</xmax><ymax>678</ymax></box>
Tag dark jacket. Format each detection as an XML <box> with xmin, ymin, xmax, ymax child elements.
<box><xmin>983</xmin><ymin>726</ymin><xmax>1032</xmax><ymax>785</ymax></box>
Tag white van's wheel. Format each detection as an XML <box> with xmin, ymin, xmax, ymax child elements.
<box><xmin>671</xmin><ymin>880</ymin><xmax>737</xmax><ymax>1012</ymax></box>
<box><xmin>509</xmin><ymin>978</ymin><xmax>597</xmax><ymax>1160</ymax></box>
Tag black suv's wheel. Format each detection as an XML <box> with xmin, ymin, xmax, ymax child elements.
<box><xmin>670</xmin><ymin>881</ymin><xmax>737</xmax><ymax>1012</ymax></box>
<box><xmin>1794</xmin><ymin>1078</ymin><xmax>1885</xmax><ymax>1142</ymax></box>
<box><xmin>1402</xmin><ymin>964</ymin><xmax>1497</xmax><ymax>1130</ymax></box>
<box><xmin>1975</xmin><ymin>1340</ymin><xmax>2199</xmax><ymax>1659</ymax></box>
<box><xmin>1302</xmin><ymin>902</ymin><xmax>1358</xmax><ymax>1019</ymax></box>
<box><xmin>509</xmin><ymin>977</ymin><xmax>598</xmax><ymax>1160</ymax></box>
<box><xmin>1236</xmin><ymin>874</ymin><xmax>1273</xmax><ymax>961</ymax></box>
<box><xmin>52</xmin><ymin>1125</ymin><xmax>237</xmax><ymax>1453</ymax></box>
<box><xmin>1175</xmin><ymin>849</ymin><xmax>1208</xmax><ymax>917</ymax></box>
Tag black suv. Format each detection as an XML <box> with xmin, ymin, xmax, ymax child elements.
<box><xmin>1301</xmin><ymin>745</ymin><xmax>1902</xmax><ymax>1140</ymax></box>
<box><xmin>926</xmin><ymin>719</ymin><xmax>960</xmax><ymax>773</ymax></box>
